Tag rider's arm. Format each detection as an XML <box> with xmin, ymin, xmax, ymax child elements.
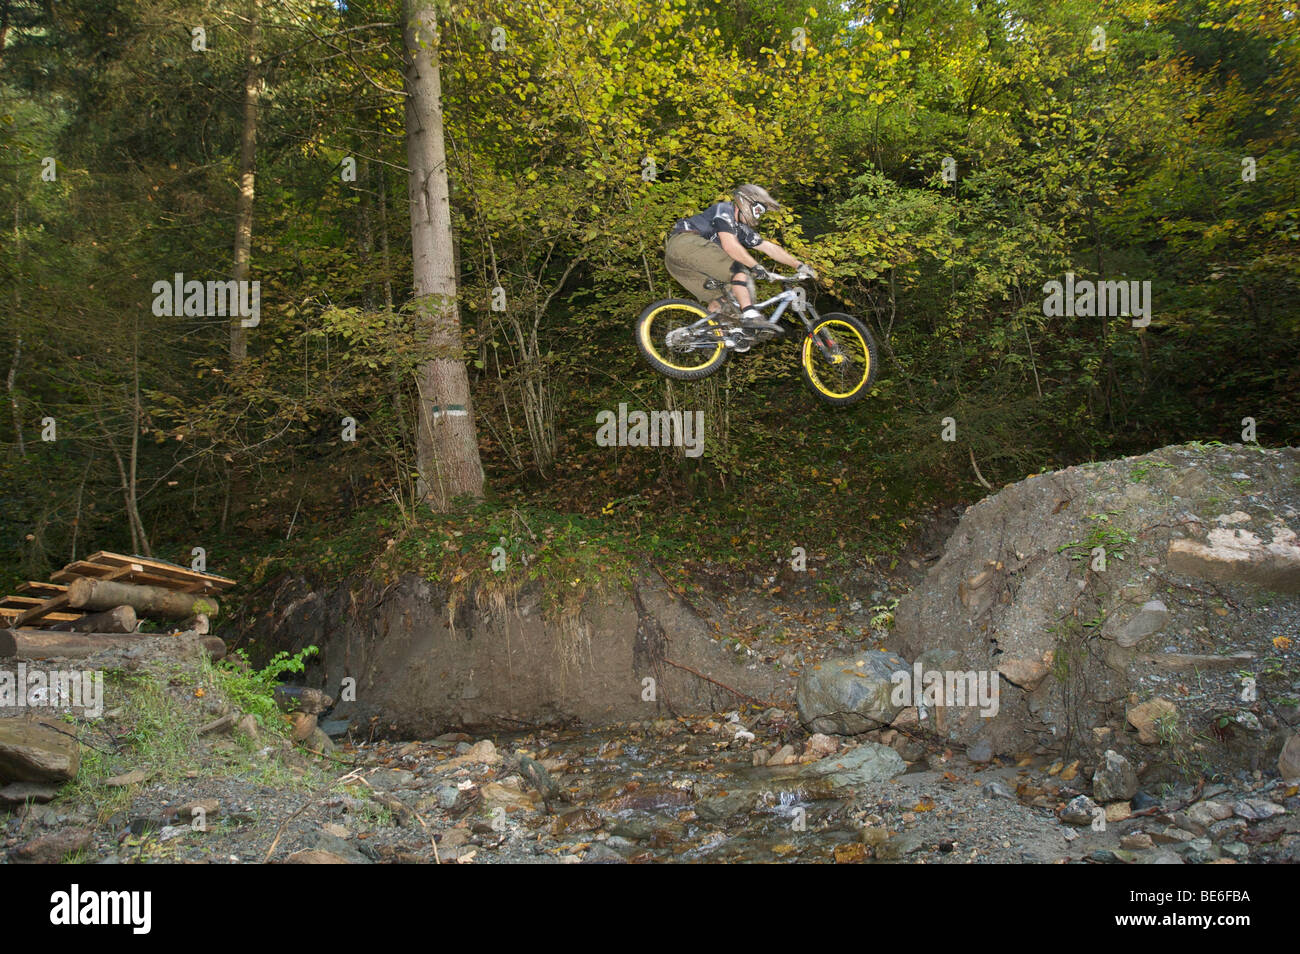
<box><xmin>717</xmin><ymin>231</ymin><xmax>759</xmax><ymax>268</ymax></box>
<box><xmin>755</xmin><ymin>241</ymin><xmax>802</xmax><ymax>270</ymax></box>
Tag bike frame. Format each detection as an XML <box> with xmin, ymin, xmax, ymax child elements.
<box><xmin>680</xmin><ymin>280</ymin><xmax>840</xmax><ymax>360</ymax></box>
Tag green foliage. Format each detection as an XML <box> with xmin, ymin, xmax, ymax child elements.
<box><xmin>210</xmin><ymin>646</ymin><xmax>320</xmax><ymax>728</ymax></box>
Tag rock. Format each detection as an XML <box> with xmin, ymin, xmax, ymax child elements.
<box><xmin>1168</xmin><ymin>527</ymin><xmax>1300</xmax><ymax>594</ymax></box>
<box><xmin>1151</xmin><ymin>826</ymin><xmax>1197</xmax><ymax>844</ymax></box>
<box><xmin>1220</xmin><ymin>842</ymin><xmax>1250</xmax><ymax>861</ymax></box>
<box><xmin>1233</xmin><ymin>798</ymin><xmax>1285</xmax><ymax>821</ymax></box>
<box><xmin>0</xmin><ymin>782</ymin><xmax>59</xmax><ymax>804</ymax></box>
<box><xmin>1092</xmin><ymin>750</ymin><xmax>1138</xmax><ymax>802</ymax></box>
<box><xmin>320</xmin><ymin>822</ymin><xmax>349</xmax><ymax>838</ymax></box>
<box><xmin>288</xmin><ymin>711</ymin><xmax>317</xmax><ymax>742</ymax></box>
<box><xmin>1120</xmin><ymin>832</ymin><xmax>1153</xmax><ymax>850</ymax></box>
<box><xmin>804</xmin><ymin>733</ymin><xmax>839</xmax><ymax>759</ymax></box>
<box><xmin>518</xmin><ymin>753</ymin><xmax>561</xmax><ymax>805</ymax></box>
<box><xmin>1060</xmin><ymin>795</ymin><xmax>1101</xmax><ymax>826</ymax></box>
<box><xmin>1112</xmin><ymin>600</ymin><xmax>1169</xmax><ymax>648</ymax></box>
<box><xmin>966</xmin><ymin>739</ymin><xmax>993</xmax><ymax>764</ymax></box>
<box><xmin>1207</xmin><ymin>818</ymin><xmax>1248</xmax><ymax>841</ymax></box>
<box><xmin>996</xmin><ymin>655</ymin><xmax>1054</xmax><ymax>691</ymax></box>
<box><xmin>319</xmin><ymin>719</ymin><xmax>351</xmax><ymax>738</ymax></box>
<box><xmin>795</xmin><ymin>650</ymin><xmax>910</xmax><ymax>735</ymax></box>
<box><xmin>1132</xmin><ymin>791</ymin><xmax>1159</xmax><ymax>811</ymax></box>
<box><xmin>1279</xmin><ymin>732</ymin><xmax>1300</xmax><ymax>782</ymax></box>
<box><xmin>436</xmin><ymin>785</ymin><xmax>461</xmax><ymax>810</ymax></box>
<box><xmin>303</xmin><ymin>727</ymin><xmax>335</xmax><ymax>754</ymax></box>
<box><xmin>550</xmin><ymin>808</ymin><xmax>603</xmax><ymax>835</ymax></box>
<box><xmin>442</xmin><ymin>739</ymin><xmax>499</xmax><ymax>770</ymax></box>
<box><xmin>1106</xmin><ymin>801</ymin><xmax>1132</xmax><ymax>822</ymax></box>
<box><xmin>0</xmin><ymin>718</ymin><xmax>81</xmax><ymax>783</ymax></box>
<box><xmin>306</xmin><ymin>830</ymin><xmax>371</xmax><ymax>864</ymax></box>
<box><xmin>9</xmin><ymin>827</ymin><xmax>93</xmax><ymax>864</ymax></box>
<box><xmin>1185</xmin><ymin>800</ymin><xmax>1234</xmax><ymax>828</ymax></box>
<box><xmin>272</xmin><ymin>685</ymin><xmax>334</xmax><ymax>715</ymax></box>
<box><xmin>986</xmin><ymin>779</ymin><xmax>1015</xmax><ymax>800</ymax></box>
<box><xmin>767</xmin><ymin>744</ymin><xmax>799</xmax><ymax>766</ymax></box>
<box><xmin>835</xmin><ymin>842</ymin><xmax>870</xmax><ymax>863</ymax></box>
<box><xmin>168</xmin><ymin>798</ymin><xmax>219</xmax><ymax>825</ymax></box>
<box><xmin>480</xmin><ymin>780</ymin><xmax>533</xmax><ymax>814</ymax></box>
<box><xmin>581</xmin><ymin>842</ymin><xmax>627</xmax><ymax>864</ymax></box>
<box><xmin>1178</xmin><ymin>837</ymin><xmax>1220</xmax><ymax>864</ymax></box>
<box><xmin>285</xmin><ymin>850</ymin><xmax>352</xmax><ymax>864</ymax></box>
<box><xmin>1127</xmin><ymin>698</ymin><xmax>1178</xmax><ymax>744</ymax></box>
<box><xmin>874</xmin><ymin>830</ymin><xmax>927</xmax><ymax>860</ymax></box>
<box><xmin>105</xmin><ymin>767</ymin><xmax>154</xmax><ymax>787</ymax></box>
<box><xmin>803</xmin><ymin>742</ymin><xmax>907</xmax><ymax>788</ymax></box>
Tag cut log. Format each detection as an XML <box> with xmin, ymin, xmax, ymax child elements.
<box><xmin>66</xmin><ymin>578</ymin><xmax>220</xmax><ymax>620</ymax></box>
<box><xmin>179</xmin><ymin>612</ymin><xmax>210</xmax><ymax>636</ymax></box>
<box><xmin>46</xmin><ymin>605</ymin><xmax>138</xmax><ymax>634</ymax></box>
<box><xmin>0</xmin><ymin>629</ymin><xmax>225</xmax><ymax>660</ymax></box>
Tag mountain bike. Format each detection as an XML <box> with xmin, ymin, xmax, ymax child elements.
<box><xmin>634</xmin><ymin>271</ymin><xmax>878</xmax><ymax>406</ymax></box>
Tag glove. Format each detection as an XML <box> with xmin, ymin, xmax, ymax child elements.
<box><xmin>750</xmin><ymin>264</ymin><xmax>772</xmax><ymax>281</ymax></box>
<box><xmin>796</xmin><ymin>262</ymin><xmax>818</xmax><ymax>280</ymax></box>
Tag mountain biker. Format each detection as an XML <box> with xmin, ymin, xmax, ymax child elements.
<box><xmin>664</xmin><ymin>184</ymin><xmax>817</xmax><ymax>329</ymax></box>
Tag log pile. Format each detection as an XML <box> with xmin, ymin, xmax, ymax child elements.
<box><xmin>0</xmin><ymin>551</ymin><xmax>234</xmax><ymax>660</ymax></box>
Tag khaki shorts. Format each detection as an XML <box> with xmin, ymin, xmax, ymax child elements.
<box><xmin>664</xmin><ymin>232</ymin><xmax>740</xmax><ymax>303</ymax></box>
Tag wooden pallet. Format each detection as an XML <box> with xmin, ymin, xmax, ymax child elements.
<box><xmin>4</xmin><ymin>551</ymin><xmax>235</xmax><ymax>631</ymax></box>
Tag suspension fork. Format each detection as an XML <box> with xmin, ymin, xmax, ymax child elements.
<box><xmin>799</xmin><ymin>306</ymin><xmax>840</xmax><ymax>362</ymax></box>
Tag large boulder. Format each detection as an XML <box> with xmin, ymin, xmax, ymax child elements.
<box><xmin>0</xmin><ymin>718</ymin><xmax>80</xmax><ymax>783</ymax></box>
<box><xmin>795</xmin><ymin>650</ymin><xmax>909</xmax><ymax>735</ymax></box>
<box><xmin>893</xmin><ymin>443</ymin><xmax>1300</xmax><ymax>763</ymax></box>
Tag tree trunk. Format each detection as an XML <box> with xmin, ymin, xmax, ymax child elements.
<box><xmin>0</xmin><ymin>629</ymin><xmax>225</xmax><ymax>660</ymax></box>
<box><xmin>402</xmin><ymin>0</ymin><xmax>485</xmax><ymax>509</ymax></box>
<box><xmin>67</xmin><ymin>577</ymin><xmax>220</xmax><ymax>619</ymax></box>
<box><xmin>47</xmin><ymin>605</ymin><xmax>138</xmax><ymax>633</ymax></box>
<box><xmin>230</xmin><ymin>0</ymin><xmax>261</xmax><ymax>363</ymax></box>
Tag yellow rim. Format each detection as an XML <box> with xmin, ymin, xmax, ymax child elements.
<box><xmin>641</xmin><ymin>303</ymin><xmax>723</xmax><ymax>372</ymax></box>
<box><xmin>802</xmin><ymin>319</ymin><xmax>871</xmax><ymax>399</ymax></box>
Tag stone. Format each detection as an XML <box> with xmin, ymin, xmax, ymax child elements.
<box><xmin>966</xmin><ymin>739</ymin><xmax>993</xmax><ymax>763</ymax></box>
<box><xmin>105</xmin><ymin>767</ymin><xmax>154</xmax><ymax>787</ymax></box>
<box><xmin>767</xmin><ymin>744</ymin><xmax>798</xmax><ymax>766</ymax></box>
<box><xmin>804</xmin><ymin>742</ymin><xmax>907</xmax><ymax>788</ymax></box>
<box><xmin>804</xmin><ymin>733</ymin><xmax>838</xmax><ymax>759</ymax></box>
<box><xmin>1059</xmin><ymin>795</ymin><xmax>1101</xmax><ymax>826</ymax></box>
<box><xmin>1233</xmin><ymin>798</ymin><xmax>1285</xmax><ymax>821</ymax></box>
<box><xmin>1113</xmin><ymin>600</ymin><xmax>1169</xmax><ymax>648</ymax></box>
<box><xmin>1127</xmin><ymin>698</ymin><xmax>1178</xmax><ymax>744</ymax></box>
<box><xmin>996</xmin><ymin>655</ymin><xmax>1053</xmax><ymax>691</ymax></box>
<box><xmin>288</xmin><ymin>711</ymin><xmax>316</xmax><ymax>742</ymax></box>
<box><xmin>1120</xmin><ymin>832</ymin><xmax>1153</xmax><ymax>850</ymax></box>
<box><xmin>1185</xmin><ymin>800</ymin><xmax>1234</xmax><ymax>828</ymax></box>
<box><xmin>9</xmin><ymin>827</ymin><xmax>93</xmax><ymax>864</ymax></box>
<box><xmin>0</xmin><ymin>781</ymin><xmax>59</xmax><ymax>804</ymax></box>
<box><xmin>285</xmin><ymin>850</ymin><xmax>352</xmax><ymax>864</ymax></box>
<box><xmin>796</xmin><ymin>650</ymin><xmax>910</xmax><ymax>735</ymax></box>
<box><xmin>1092</xmin><ymin>750</ymin><xmax>1138</xmax><ymax>802</ymax></box>
<box><xmin>1168</xmin><ymin>528</ymin><xmax>1300</xmax><ymax>594</ymax></box>
<box><xmin>0</xmin><ymin>718</ymin><xmax>81</xmax><ymax>783</ymax></box>
<box><xmin>319</xmin><ymin>718</ymin><xmax>351</xmax><ymax>738</ymax></box>
<box><xmin>1106</xmin><ymin>801</ymin><xmax>1132</xmax><ymax>822</ymax></box>
<box><xmin>1279</xmin><ymin>732</ymin><xmax>1300</xmax><ymax>782</ymax></box>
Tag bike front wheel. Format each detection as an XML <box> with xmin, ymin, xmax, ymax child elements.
<box><xmin>635</xmin><ymin>299</ymin><xmax>729</xmax><ymax>380</ymax></box>
<box><xmin>799</xmin><ymin>312</ymin><xmax>878</xmax><ymax>406</ymax></box>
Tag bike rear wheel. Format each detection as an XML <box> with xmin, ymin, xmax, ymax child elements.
<box><xmin>799</xmin><ymin>312</ymin><xmax>878</xmax><ymax>406</ymax></box>
<box><xmin>635</xmin><ymin>298</ymin><xmax>729</xmax><ymax>380</ymax></box>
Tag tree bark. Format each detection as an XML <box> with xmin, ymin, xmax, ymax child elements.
<box><xmin>230</xmin><ymin>0</ymin><xmax>261</xmax><ymax>362</ymax></box>
<box><xmin>46</xmin><ymin>605</ymin><xmax>138</xmax><ymax>633</ymax></box>
<box><xmin>67</xmin><ymin>578</ymin><xmax>219</xmax><ymax>619</ymax></box>
<box><xmin>402</xmin><ymin>0</ymin><xmax>485</xmax><ymax>509</ymax></box>
<box><xmin>0</xmin><ymin>629</ymin><xmax>225</xmax><ymax>660</ymax></box>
